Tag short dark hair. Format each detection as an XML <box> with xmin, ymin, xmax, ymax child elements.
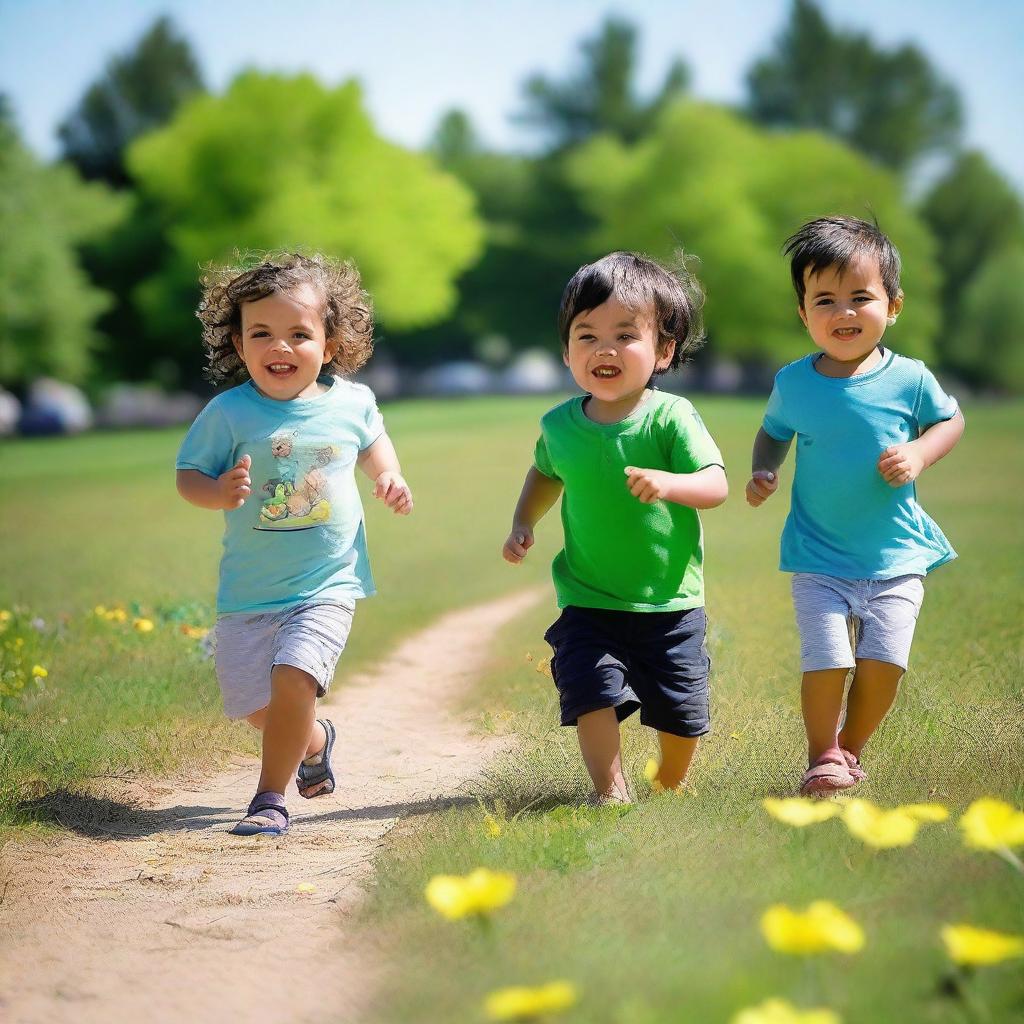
<box><xmin>784</xmin><ymin>217</ymin><xmax>902</xmax><ymax>307</ymax></box>
<box><xmin>196</xmin><ymin>252</ymin><xmax>374</xmax><ymax>385</ymax></box>
<box><xmin>557</xmin><ymin>250</ymin><xmax>705</xmax><ymax>372</ymax></box>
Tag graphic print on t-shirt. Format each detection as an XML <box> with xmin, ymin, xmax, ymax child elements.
<box><xmin>255</xmin><ymin>432</ymin><xmax>342</xmax><ymax>531</ymax></box>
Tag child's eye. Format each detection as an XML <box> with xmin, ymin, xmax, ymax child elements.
<box><xmin>815</xmin><ymin>298</ymin><xmax>833</xmax><ymax>306</ymax></box>
<box><xmin>293</xmin><ymin>332</ymin><xmax>312</xmax><ymax>340</ymax></box>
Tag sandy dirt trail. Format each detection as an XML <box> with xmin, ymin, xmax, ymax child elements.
<box><xmin>0</xmin><ymin>588</ymin><xmax>543</xmax><ymax>1024</ymax></box>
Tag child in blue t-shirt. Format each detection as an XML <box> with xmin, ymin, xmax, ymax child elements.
<box><xmin>745</xmin><ymin>217</ymin><xmax>964</xmax><ymax>796</ymax></box>
<box><xmin>176</xmin><ymin>253</ymin><xmax>413</xmax><ymax>835</ymax></box>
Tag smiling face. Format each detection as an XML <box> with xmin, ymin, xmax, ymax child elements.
<box><xmin>799</xmin><ymin>253</ymin><xmax>903</xmax><ymax>372</ymax></box>
<box><xmin>232</xmin><ymin>284</ymin><xmax>338</xmax><ymax>400</ymax></box>
<box><xmin>564</xmin><ymin>297</ymin><xmax>674</xmax><ymax>414</ymax></box>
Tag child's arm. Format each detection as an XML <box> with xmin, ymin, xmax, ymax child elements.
<box><xmin>357</xmin><ymin>432</ymin><xmax>413</xmax><ymax>515</ymax></box>
<box><xmin>176</xmin><ymin>454</ymin><xmax>251</xmax><ymax>510</ymax></box>
<box><xmin>877</xmin><ymin>408</ymin><xmax>965</xmax><ymax>487</ymax></box>
<box><xmin>503</xmin><ymin>467</ymin><xmax>563</xmax><ymax>564</ymax></box>
<box><xmin>623</xmin><ymin>465</ymin><xmax>728</xmax><ymax>508</ymax></box>
<box><xmin>745</xmin><ymin>428</ymin><xmax>793</xmax><ymax>507</ymax></box>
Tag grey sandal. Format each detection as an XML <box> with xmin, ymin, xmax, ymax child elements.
<box><xmin>230</xmin><ymin>791</ymin><xmax>290</xmax><ymax>836</ymax></box>
<box><xmin>296</xmin><ymin>719</ymin><xmax>336</xmax><ymax>798</ymax></box>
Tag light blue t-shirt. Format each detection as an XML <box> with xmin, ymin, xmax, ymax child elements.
<box><xmin>762</xmin><ymin>349</ymin><xmax>958</xmax><ymax>580</ymax></box>
<box><xmin>176</xmin><ymin>376</ymin><xmax>384</xmax><ymax>614</ymax></box>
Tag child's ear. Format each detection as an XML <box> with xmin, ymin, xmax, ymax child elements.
<box><xmin>797</xmin><ymin>303</ymin><xmax>809</xmax><ymax>329</ymax></box>
<box><xmin>562</xmin><ymin>348</ymin><xmax>570</xmax><ymax>368</ymax></box>
<box><xmin>231</xmin><ymin>332</ymin><xmax>244</xmax><ymax>359</ymax></box>
<box><xmin>323</xmin><ymin>336</ymin><xmax>341</xmax><ymax>365</ymax></box>
<box><xmin>887</xmin><ymin>290</ymin><xmax>904</xmax><ymax>326</ymax></box>
<box><xmin>655</xmin><ymin>338</ymin><xmax>676</xmax><ymax>372</ymax></box>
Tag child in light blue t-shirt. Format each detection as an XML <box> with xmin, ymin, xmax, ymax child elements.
<box><xmin>745</xmin><ymin>217</ymin><xmax>964</xmax><ymax>796</ymax></box>
<box><xmin>176</xmin><ymin>253</ymin><xmax>413</xmax><ymax>836</ymax></box>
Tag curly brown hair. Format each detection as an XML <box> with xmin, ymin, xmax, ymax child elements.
<box><xmin>196</xmin><ymin>252</ymin><xmax>374</xmax><ymax>384</ymax></box>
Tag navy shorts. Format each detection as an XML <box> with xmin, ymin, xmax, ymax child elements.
<box><xmin>543</xmin><ymin>605</ymin><xmax>711</xmax><ymax>738</ymax></box>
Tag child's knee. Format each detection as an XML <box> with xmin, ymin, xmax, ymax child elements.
<box><xmin>270</xmin><ymin>663</ymin><xmax>319</xmax><ymax>699</ymax></box>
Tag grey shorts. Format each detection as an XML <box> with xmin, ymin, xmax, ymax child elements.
<box><xmin>791</xmin><ymin>573</ymin><xmax>925</xmax><ymax>673</ymax></box>
<box><xmin>213</xmin><ymin>601</ymin><xmax>355</xmax><ymax>719</ymax></box>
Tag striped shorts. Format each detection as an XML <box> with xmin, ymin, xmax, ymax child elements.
<box><xmin>213</xmin><ymin>601</ymin><xmax>355</xmax><ymax>719</ymax></box>
<box><xmin>791</xmin><ymin>573</ymin><xmax>925</xmax><ymax>673</ymax></box>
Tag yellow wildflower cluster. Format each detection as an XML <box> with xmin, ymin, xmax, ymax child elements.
<box><xmin>94</xmin><ymin>605</ymin><xmax>128</xmax><ymax>623</ymax></box>
<box><xmin>762</xmin><ymin>796</ymin><xmax>948</xmax><ymax>848</ymax></box>
<box><xmin>425</xmin><ymin>867</ymin><xmax>517</xmax><ymax>920</ymax></box>
<box><xmin>484</xmin><ymin>981</ymin><xmax>578</xmax><ymax>1021</ymax></box>
<box><xmin>941</xmin><ymin>924</ymin><xmax>1024</xmax><ymax>966</ymax></box>
<box><xmin>760</xmin><ymin>901</ymin><xmax>865</xmax><ymax>955</ymax></box>
<box><xmin>959</xmin><ymin>797</ymin><xmax>1024</xmax><ymax>851</ymax></box>
<box><xmin>0</xmin><ymin>610</ymin><xmax>48</xmax><ymax>702</ymax></box>
<box><xmin>732</xmin><ymin>998</ymin><xmax>841</xmax><ymax>1024</ymax></box>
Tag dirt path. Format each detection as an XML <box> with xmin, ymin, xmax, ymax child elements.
<box><xmin>0</xmin><ymin>588</ymin><xmax>543</xmax><ymax>1024</ymax></box>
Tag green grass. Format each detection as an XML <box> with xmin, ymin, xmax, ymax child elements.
<box><xmin>355</xmin><ymin>396</ymin><xmax>1024</xmax><ymax>1024</ymax></box>
<box><xmin>2</xmin><ymin>395</ymin><xmax>1022</xmax><ymax>1021</ymax></box>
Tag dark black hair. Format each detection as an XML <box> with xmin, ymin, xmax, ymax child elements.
<box><xmin>557</xmin><ymin>250</ymin><xmax>705</xmax><ymax>372</ymax></box>
<box><xmin>784</xmin><ymin>216</ymin><xmax>902</xmax><ymax>308</ymax></box>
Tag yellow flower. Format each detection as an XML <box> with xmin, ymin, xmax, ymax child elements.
<box><xmin>897</xmin><ymin>803</ymin><xmax>949</xmax><ymax>822</ymax></box>
<box><xmin>484</xmin><ymin>981</ymin><xmax>578</xmax><ymax>1021</ymax></box>
<box><xmin>424</xmin><ymin>867</ymin><xmax>516</xmax><ymax>920</ymax></box>
<box><xmin>105</xmin><ymin>608</ymin><xmax>127</xmax><ymax>623</ymax></box>
<box><xmin>763</xmin><ymin>798</ymin><xmax>843</xmax><ymax>827</ymax></box>
<box><xmin>483</xmin><ymin>813</ymin><xmax>503</xmax><ymax>838</ymax></box>
<box><xmin>133</xmin><ymin>618</ymin><xmax>155</xmax><ymax>633</ymax></box>
<box><xmin>941</xmin><ymin>924</ymin><xmax>1024</xmax><ymax>966</ymax></box>
<box><xmin>93</xmin><ymin>605</ymin><xmax>107</xmax><ymax>617</ymax></box>
<box><xmin>732</xmin><ymin>997</ymin><xmax>841</xmax><ymax>1024</ymax></box>
<box><xmin>295</xmin><ymin>882</ymin><xmax>317</xmax><ymax>894</ymax></box>
<box><xmin>841</xmin><ymin>799</ymin><xmax>920</xmax><ymax>848</ymax></box>
<box><xmin>760</xmin><ymin>901</ymin><xmax>865</xmax><ymax>955</ymax></box>
<box><xmin>643</xmin><ymin>757</ymin><xmax>665</xmax><ymax>792</ymax></box>
<box><xmin>31</xmin><ymin>665</ymin><xmax>48</xmax><ymax>679</ymax></box>
<box><xmin>0</xmin><ymin>610</ymin><xmax>11</xmax><ymax>622</ymax></box>
<box><xmin>959</xmin><ymin>798</ymin><xmax>1024</xmax><ymax>851</ymax></box>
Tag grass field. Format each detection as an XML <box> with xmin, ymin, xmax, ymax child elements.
<box><xmin>2</xmin><ymin>394</ymin><xmax>1022</xmax><ymax>1021</ymax></box>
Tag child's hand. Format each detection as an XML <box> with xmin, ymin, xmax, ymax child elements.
<box><xmin>218</xmin><ymin>454</ymin><xmax>251</xmax><ymax>510</ymax></box>
<box><xmin>624</xmin><ymin>466</ymin><xmax>672</xmax><ymax>504</ymax></box>
<box><xmin>503</xmin><ymin>526</ymin><xmax>534</xmax><ymax>564</ymax></box>
<box><xmin>878</xmin><ymin>443</ymin><xmax>925</xmax><ymax>487</ymax></box>
<box><xmin>745</xmin><ymin>470</ymin><xmax>778</xmax><ymax>507</ymax></box>
<box><xmin>374</xmin><ymin>471</ymin><xmax>413</xmax><ymax>514</ymax></box>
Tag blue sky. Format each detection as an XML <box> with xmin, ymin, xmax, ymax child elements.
<box><xmin>1</xmin><ymin>0</ymin><xmax>1021</xmax><ymax>190</ymax></box>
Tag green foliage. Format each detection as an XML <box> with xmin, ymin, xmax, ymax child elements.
<box><xmin>0</xmin><ymin>118</ymin><xmax>128</xmax><ymax>386</ymax></box>
<box><xmin>564</xmin><ymin>101</ymin><xmax>939</xmax><ymax>365</ymax></box>
<box><xmin>920</xmin><ymin>152</ymin><xmax>1024</xmax><ymax>385</ymax></box>
<box><xmin>57</xmin><ymin>17</ymin><xmax>204</xmax><ymax>187</ymax></box>
<box><xmin>745</xmin><ymin>0</ymin><xmax>962</xmax><ymax>173</ymax></box>
<box><xmin>127</xmin><ymin>72</ymin><xmax>484</xmax><ymax>363</ymax></box>
<box><xmin>953</xmin><ymin>245</ymin><xmax>1024</xmax><ymax>393</ymax></box>
<box><xmin>516</xmin><ymin>17</ymin><xmax>689</xmax><ymax>151</ymax></box>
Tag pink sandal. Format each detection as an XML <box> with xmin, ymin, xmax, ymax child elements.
<box><xmin>840</xmin><ymin>747</ymin><xmax>867</xmax><ymax>782</ymax></box>
<box><xmin>800</xmin><ymin>753</ymin><xmax>856</xmax><ymax>797</ymax></box>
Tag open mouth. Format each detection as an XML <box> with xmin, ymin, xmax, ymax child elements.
<box><xmin>832</xmin><ymin>327</ymin><xmax>861</xmax><ymax>339</ymax></box>
<box><xmin>266</xmin><ymin>363</ymin><xmax>298</xmax><ymax>377</ymax></box>
<box><xmin>591</xmin><ymin>365</ymin><xmax>621</xmax><ymax>379</ymax></box>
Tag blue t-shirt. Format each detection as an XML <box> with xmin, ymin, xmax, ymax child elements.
<box><xmin>176</xmin><ymin>377</ymin><xmax>384</xmax><ymax>614</ymax></box>
<box><xmin>762</xmin><ymin>349</ymin><xmax>958</xmax><ymax>580</ymax></box>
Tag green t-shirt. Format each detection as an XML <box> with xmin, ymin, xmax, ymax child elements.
<box><xmin>534</xmin><ymin>391</ymin><xmax>724</xmax><ymax>613</ymax></box>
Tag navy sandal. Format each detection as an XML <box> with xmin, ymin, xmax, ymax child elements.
<box><xmin>230</xmin><ymin>791</ymin><xmax>290</xmax><ymax>836</ymax></box>
<box><xmin>296</xmin><ymin>719</ymin><xmax>336</xmax><ymax>798</ymax></box>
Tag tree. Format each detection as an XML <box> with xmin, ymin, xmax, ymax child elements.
<box><xmin>745</xmin><ymin>0</ymin><xmax>962</xmax><ymax>173</ymax></box>
<box><xmin>953</xmin><ymin>245</ymin><xmax>1024</xmax><ymax>392</ymax></box>
<box><xmin>920</xmin><ymin>151</ymin><xmax>1024</xmax><ymax>339</ymax></box>
<box><xmin>58</xmin><ymin>17</ymin><xmax>204</xmax><ymax>187</ymax></box>
<box><xmin>517</xmin><ymin>17</ymin><xmax>690</xmax><ymax>151</ymax></box>
<box><xmin>0</xmin><ymin>109</ymin><xmax>127</xmax><ymax>386</ymax></box>
<box><xmin>564</xmin><ymin>101</ymin><xmax>940</xmax><ymax>366</ymax></box>
<box><xmin>127</xmin><ymin>73</ymin><xmax>484</xmax><ymax>368</ymax></box>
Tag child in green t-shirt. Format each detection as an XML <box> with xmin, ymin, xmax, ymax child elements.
<box><xmin>502</xmin><ymin>251</ymin><xmax>728</xmax><ymax>804</ymax></box>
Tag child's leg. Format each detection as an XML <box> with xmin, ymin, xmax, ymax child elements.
<box><xmin>838</xmin><ymin>658</ymin><xmax>903</xmax><ymax>758</ymax></box>
<box><xmin>245</xmin><ymin>706</ymin><xmax>326</xmax><ymax>760</ymax></box>
<box><xmin>801</xmin><ymin>668</ymin><xmax>850</xmax><ymax>763</ymax></box>
<box><xmin>255</xmin><ymin>664</ymin><xmax>319</xmax><ymax>795</ymax></box>
<box><xmin>576</xmin><ymin>707</ymin><xmax>628</xmax><ymax>800</ymax></box>
<box><xmin>655</xmin><ymin>732</ymin><xmax>699</xmax><ymax>789</ymax></box>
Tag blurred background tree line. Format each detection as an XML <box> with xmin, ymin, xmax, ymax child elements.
<box><xmin>2</xmin><ymin>0</ymin><xmax>1022</xmax><ymax>395</ymax></box>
